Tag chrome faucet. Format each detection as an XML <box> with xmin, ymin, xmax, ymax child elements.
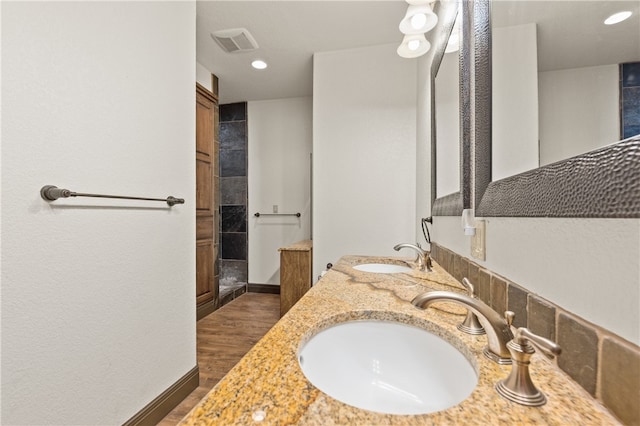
<box><xmin>412</xmin><ymin>291</ymin><xmax>514</xmax><ymax>364</ymax></box>
<box><xmin>393</xmin><ymin>243</ymin><xmax>432</xmax><ymax>272</ymax></box>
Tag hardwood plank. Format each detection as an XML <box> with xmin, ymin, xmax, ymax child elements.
<box><xmin>157</xmin><ymin>293</ymin><xmax>280</xmax><ymax>425</ymax></box>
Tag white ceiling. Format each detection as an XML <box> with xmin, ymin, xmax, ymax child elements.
<box><xmin>493</xmin><ymin>0</ymin><xmax>640</xmax><ymax>72</ymax></box>
<box><xmin>196</xmin><ymin>1</ymin><xmax>407</xmax><ymax>104</ymax></box>
<box><xmin>196</xmin><ymin>1</ymin><xmax>640</xmax><ymax>104</ymax></box>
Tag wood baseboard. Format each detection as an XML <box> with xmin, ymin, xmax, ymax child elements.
<box><xmin>197</xmin><ymin>298</ymin><xmax>217</xmax><ymax>321</ymax></box>
<box><xmin>248</xmin><ymin>283</ymin><xmax>281</xmax><ymax>294</ymax></box>
<box><xmin>123</xmin><ymin>365</ymin><xmax>199</xmax><ymax>426</ymax></box>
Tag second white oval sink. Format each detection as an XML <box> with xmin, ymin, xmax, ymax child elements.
<box><xmin>353</xmin><ymin>263</ymin><xmax>412</xmax><ymax>273</ymax></box>
<box><xmin>298</xmin><ymin>320</ymin><xmax>477</xmax><ymax>415</ymax></box>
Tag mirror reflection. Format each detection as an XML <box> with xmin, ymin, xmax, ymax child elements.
<box><xmin>491</xmin><ymin>0</ymin><xmax>640</xmax><ymax>181</ymax></box>
<box><xmin>435</xmin><ymin>13</ymin><xmax>461</xmax><ymax>197</ymax></box>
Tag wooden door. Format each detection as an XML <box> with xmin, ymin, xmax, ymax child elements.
<box><xmin>196</xmin><ymin>80</ymin><xmax>219</xmax><ymax>317</ymax></box>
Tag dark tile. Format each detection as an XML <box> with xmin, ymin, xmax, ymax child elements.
<box><xmin>622</xmin><ymin>86</ymin><xmax>640</xmax><ymax>138</ymax></box>
<box><xmin>220</xmin><ymin>149</ymin><xmax>246</xmax><ymax>177</ymax></box>
<box><xmin>434</xmin><ymin>246</ymin><xmax>444</xmax><ymax>270</ymax></box>
<box><xmin>430</xmin><ymin>243</ymin><xmax>440</xmax><ymax>263</ymax></box>
<box><xmin>437</xmin><ymin>244</ymin><xmax>445</xmax><ymax>264</ymax></box>
<box><xmin>600</xmin><ymin>336</ymin><xmax>640</xmax><ymax>425</ymax></box>
<box><xmin>219</xmin><ymin>290</ymin><xmax>235</xmax><ymax>307</ymax></box>
<box><xmin>213</xmin><ymin>177</ymin><xmax>220</xmax><ymax>208</ymax></box>
<box><xmin>622</xmin><ymin>62</ymin><xmax>640</xmax><ymax>88</ymax></box>
<box><xmin>220</xmin><ymin>259</ymin><xmax>248</xmax><ymax>284</ymax></box>
<box><xmin>221</xmin><ymin>177</ymin><xmax>247</xmax><ymax>205</ymax></box>
<box><xmin>221</xmin><ymin>233</ymin><xmax>247</xmax><ymax>260</ymax></box>
<box><xmin>220</xmin><ymin>102</ymin><xmax>247</xmax><ymax>122</ymax></box>
<box><xmin>220</xmin><ymin>121</ymin><xmax>247</xmax><ymax>150</ymax></box>
<box><xmin>476</xmin><ymin>269</ymin><xmax>491</xmax><ymax>304</ymax></box>
<box><xmin>467</xmin><ymin>263</ymin><xmax>479</xmax><ymax>294</ymax></box>
<box><xmin>528</xmin><ymin>295</ymin><xmax>556</xmax><ymax>341</ymax></box>
<box><xmin>507</xmin><ymin>283</ymin><xmax>528</xmax><ymax>328</ymax></box>
<box><xmin>557</xmin><ymin>313</ymin><xmax>598</xmax><ymax>396</ymax></box>
<box><xmin>453</xmin><ymin>255</ymin><xmax>469</xmax><ymax>283</ymax></box>
<box><xmin>441</xmin><ymin>248</ymin><xmax>453</xmax><ymax>274</ymax></box>
<box><xmin>233</xmin><ymin>285</ymin><xmax>248</xmax><ymax>298</ymax></box>
<box><xmin>214</xmin><ymin>140</ymin><xmax>220</xmax><ymax>170</ymax></box>
<box><xmin>450</xmin><ymin>251</ymin><xmax>459</xmax><ymax>280</ymax></box>
<box><xmin>221</xmin><ymin>205</ymin><xmax>247</xmax><ymax>232</ymax></box>
<box><xmin>490</xmin><ymin>276</ymin><xmax>507</xmax><ymax>316</ymax></box>
<box><xmin>624</xmin><ymin>124</ymin><xmax>640</xmax><ymax>139</ymax></box>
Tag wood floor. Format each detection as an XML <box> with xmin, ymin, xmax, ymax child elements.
<box><xmin>158</xmin><ymin>293</ymin><xmax>281</xmax><ymax>425</ymax></box>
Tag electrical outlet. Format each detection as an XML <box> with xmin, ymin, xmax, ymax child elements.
<box><xmin>471</xmin><ymin>220</ymin><xmax>486</xmax><ymax>261</ymax></box>
<box><xmin>273</xmin><ymin>204</ymin><xmax>278</xmax><ymax>213</ymax></box>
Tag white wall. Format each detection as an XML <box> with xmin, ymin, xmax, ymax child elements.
<box><xmin>196</xmin><ymin>61</ymin><xmax>213</xmax><ymax>92</ymax></box>
<box><xmin>539</xmin><ymin>64</ymin><xmax>620</xmax><ymax>165</ymax></box>
<box><xmin>431</xmin><ymin>217</ymin><xmax>640</xmax><ymax>345</ymax></box>
<box><xmin>1</xmin><ymin>2</ymin><xmax>196</xmax><ymax>424</ymax></box>
<box><xmin>313</xmin><ymin>44</ymin><xmax>417</xmax><ymax>280</ymax></box>
<box><xmin>492</xmin><ymin>23</ymin><xmax>539</xmax><ymax>180</ymax></box>
<box><xmin>248</xmin><ymin>97</ymin><xmax>313</xmax><ymax>285</ymax></box>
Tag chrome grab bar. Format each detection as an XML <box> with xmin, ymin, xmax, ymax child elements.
<box><xmin>40</xmin><ymin>185</ymin><xmax>184</xmax><ymax>207</ymax></box>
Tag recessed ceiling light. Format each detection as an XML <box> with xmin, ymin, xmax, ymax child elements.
<box><xmin>251</xmin><ymin>60</ymin><xmax>267</xmax><ymax>70</ymax></box>
<box><xmin>604</xmin><ymin>11</ymin><xmax>632</xmax><ymax>25</ymax></box>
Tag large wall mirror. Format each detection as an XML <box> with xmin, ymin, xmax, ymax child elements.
<box><xmin>476</xmin><ymin>0</ymin><xmax>640</xmax><ymax>217</ymax></box>
<box><xmin>434</xmin><ymin>12</ymin><xmax>461</xmax><ymax>200</ymax></box>
<box><xmin>431</xmin><ymin>0</ymin><xmax>469</xmax><ymax>215</ymax></box>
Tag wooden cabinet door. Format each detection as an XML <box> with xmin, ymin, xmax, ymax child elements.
<box><xmin>279</xmin><ymin>241</ymin><xmax>313</xmax><ymax>316</ymax></box>
<box><xmin>196</xmin><ymin>83</ymin><xmax>219</xmax><ymax>311</ymax></box>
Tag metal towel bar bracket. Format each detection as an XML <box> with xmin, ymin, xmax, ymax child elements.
<box><xmin>254</xmin><ymin>212</ymin><xmax>301</xmax><ymax>217</ymax></box>
<box><xmin>40</xmin><ymin>185</ymin><xmax>185</xmax><ymax>207</ymax></box>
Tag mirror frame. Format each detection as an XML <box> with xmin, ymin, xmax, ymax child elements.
<box><xmin>475</xmin><ymin>0</ymin><xmax>640</xmax><ymax>218</ymax></box>
<box><xmin>431</xmin><ymin>0</ymin><xmax>491</xmax><ymax>216</ymax></box>
<box><xmin>430</xmin><ymin>0</ymin><xmax>464</xmax><ymax>215</ymax></box>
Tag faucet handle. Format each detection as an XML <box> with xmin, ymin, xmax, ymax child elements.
<box><xmin>504</xmin><ymin>311</ymin><xmax>515</xmax><ymax>328</ymax></box>
<box><xmin>515</xmin><ymin>327</ymin><xmax>562</xmax><ymax>357</ymax></box>
<box><xmin>457</xmin><ymin>278</ymin><xmax>486</xmax><ymax>335</ymax></box>
<box><xmin>460</xmin><ymin>277</ymin><xmax>475</xmax><ymax>295</ymax></box>
<box><xmin>496</xmin><ymin>327</ymin><xmax>562</xmax><ymax>406</ymax></box>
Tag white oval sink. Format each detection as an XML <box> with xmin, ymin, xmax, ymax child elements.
<box><xmin>298</xmin><ymin>320</ymin><xmax>477</xmax><ymax>415</ymax></box>
<box><xmin>353</xmin><ymin>263</ymin><xmax>412</xmax><ymax>273</ymax></box>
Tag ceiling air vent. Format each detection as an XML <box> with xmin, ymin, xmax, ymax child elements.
<box><xmin>211</xmin><ymin>28</ymin><xmax>259</xmax><ymax>53</ymax></box>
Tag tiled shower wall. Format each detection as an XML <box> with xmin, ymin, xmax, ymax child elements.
<box><xmin>430</xmin><ymin>242</ymin><xmax>640</xmax><ymax>425</ymax></box>
<box><xmin>219</xmin><ymin>102</ymin><xmax>248</xmax><ymax>303</ymax></box>
<box><xmin>621</xmin><ymin>61</ymin><xmax>640</xmax><ymax>139</ymax></box>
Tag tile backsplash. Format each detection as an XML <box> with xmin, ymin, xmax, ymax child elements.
<box><xmin>431</xmin><ymin>242</ymin><xmax>640</xmax><ymax>425</ymax></box>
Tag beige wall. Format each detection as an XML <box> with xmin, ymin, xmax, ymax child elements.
<box><xmin>247</xmin><ymin>97</ymin><xmax>313</xmax><ymax>285</ymax></box>
<box><xmin>313</xmin><ymin>44</ymin><xmax>418</xmax><ymax>281</ymax></box>
<box><xmin>1</xmin><ymin>2</ymin><xmax>196</xmax><ymax>423</ymax></box>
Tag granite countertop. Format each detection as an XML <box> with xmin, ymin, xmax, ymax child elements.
<box><xmin>278</xmin><ymin>240</ymin><xmax>312</xmax><ymax>252</ymax></box>
<box><xmin>180</xmin><ymin>255</ymin><xmax>619</xmax><ymax>425</ymax></box>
